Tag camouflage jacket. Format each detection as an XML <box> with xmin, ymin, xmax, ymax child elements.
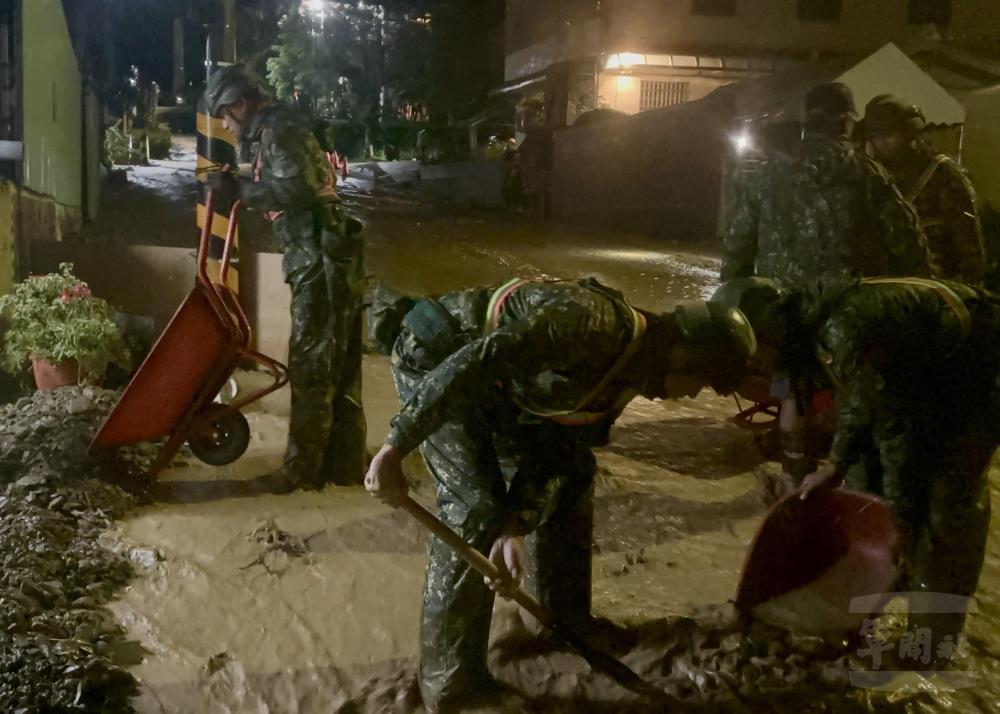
<box><xmin>721</xmin><ymin>134</ymin><xmax>932</xmax><ymax>286</ymax></box>
<box><xmin>886</xmin><ymin>143</ymin><xmax>985</xmax><ymax>283</ymax></box>
<box><xmin>387</xmin><ymin>279</ymin><xmax>663</xmax><ymax>455</ymax></box>
<box><xmin>241</xmin><ymin>104</ymin><xmax>338</xmax><ymax>214</ymax></box>
<box><xmin>792</xmin><ymin>279</ymin><xmax>1000</xmax><ymax>474</ymax></box>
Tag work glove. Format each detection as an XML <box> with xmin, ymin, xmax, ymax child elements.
<box><xmin>206</xmin><ymin>166</ymin><xmax>238</xmax><ymax>193</ymax></box>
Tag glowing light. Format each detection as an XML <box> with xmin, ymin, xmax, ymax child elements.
<box><xmin>604</xmin><ymin>52</ymin><xmax>648</xmax><ymax>70</ymax></box>
<box><xmin>731</xmin><ymin>131</ymin><xmax>753</xmax><ymax>154</ymax></box>
<box><xmin>619</xmin><ymin>52</ymin><xmax>646</xmax><ymax>67</ymax></box>
<box><xmin>616</xmin><ymin>75</ymin><xmax>635</xmax><ymax>91</ymax></box>
<box><xmin>302</xmin><ymin>0</ymin><xmax>326</xmax><ymax>16</ymax></box>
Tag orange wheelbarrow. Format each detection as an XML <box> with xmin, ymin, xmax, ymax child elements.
<box><xmin>90</xmin><ymin>191</ymin><xmax>288</xmax><ymax>478</ymax></box>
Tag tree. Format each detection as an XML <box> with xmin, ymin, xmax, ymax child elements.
<box><xmin>267</xmin><ymin>1</ymin><xmax>429</xmax><ymax>120</ymax></box>
<box><xmin>426</xmin><ymin>0</ymin><xmax>504</xmax><ymax>123</ymax></box>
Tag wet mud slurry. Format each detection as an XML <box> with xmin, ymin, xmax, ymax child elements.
<box><xmin>59</xmin><ymin>147</ymin><xmax>1000</xmax><ymax>711</ymax></box>
<box><xmin>109</xmin><ymin>380</ymin><xmax>1000</xmax><ymax>714</ymax></box>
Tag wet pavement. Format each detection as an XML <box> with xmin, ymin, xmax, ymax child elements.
<box><xmin>68</xmin><ymin>140</ymin><xmax>1000</xmax><ymax>712</ymax></box>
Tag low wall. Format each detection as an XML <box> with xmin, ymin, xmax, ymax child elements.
<box><xmin>28</xmin><ymin>242</ymin><xmax>294</xmax><ymax>367</ymax></box>
<box><xmin>416</xmin><ymin>160</ymin><xmax>504</xmax><ymax>208</ymax></box>
<box><xmin>550</xmin><ymin>99</ymin><xmax>728</xmax><ymax>243</ymax></box>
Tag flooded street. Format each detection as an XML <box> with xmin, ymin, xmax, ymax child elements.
<box><xmin>83</xmin><ymin>147</ymin><xmax>1000</xmax><ymax>712</ymax></box>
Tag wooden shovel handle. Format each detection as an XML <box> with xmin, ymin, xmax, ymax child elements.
<box><xmin>400</xmin><ymin>497</ymin><xmax>552</xmax><ymax>627</ymax></box>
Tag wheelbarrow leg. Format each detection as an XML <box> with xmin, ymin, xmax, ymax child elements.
<box><xmin>148</xmin><ymin>429</ymin><xmax>189</xmax><ymax>479</ymax></box>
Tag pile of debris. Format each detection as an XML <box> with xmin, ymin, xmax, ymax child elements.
<box><xmin>0</xmin><ymin>387</ymin><xmax>149</xmax><ymax>712</ymax></box>
<box><xmin>339</xmin><ymin>604</ymin><xmax>915</xmax><ymax>713</ymax></box>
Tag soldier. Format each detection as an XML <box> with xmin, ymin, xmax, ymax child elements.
<box><xmin>721</xmin><ymin>82</ymin><xmax>932</xmax><ymax>285</ymax></box>
<box><xmin>365</xmin><ymin>278</ymin><xmax>757</xmax><ymax>711</ymax></box>
<box><xmin>722</xmin><ymin>83</ymin><xmax>934</xmax><ymax>489</ymax></box>
<box><xmin>205</xmin><ymin>66</ymin><xmax>367</xmax><ymax>492</ymax></box>
<box><xmin>863</xmin><ymin>95</ymin><xmax>986</xmax><ymax>283</ymax></box>
<box><xmin>714</xmin><ymin>276</ymin><xmax>1000</xmax><ymax>642</ymax></box>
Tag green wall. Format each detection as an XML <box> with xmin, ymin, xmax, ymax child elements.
<box><xmin>22</xmin><ymin>0</ymin><xmax>82</xmax><ymax>208</ymax></box>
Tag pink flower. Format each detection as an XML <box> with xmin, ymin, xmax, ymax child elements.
<box><xmin>72</xmin><ymin>284</ymin><xmax>92</xmax><ymax>298</ymax></box>
<box><xmin>60</xmin><ymin>289</ymin><xmax>72</xmax><ymax>304</ymax></box>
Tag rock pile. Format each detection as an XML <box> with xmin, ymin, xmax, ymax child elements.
<box><xmin>0</xmin><ymin>387</ymin><xmax>146</xmax><ymax>712</ymax></box>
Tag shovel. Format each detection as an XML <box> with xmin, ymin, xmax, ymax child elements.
<box><xmin>736</xmin><ymin>487</ymin><xmax>899</xmax><ymax>635</ymax></box>
<box><xmin>400</xmin><ymin>497</ymin><xmax>675</xmax><ymax>706</ymax></box>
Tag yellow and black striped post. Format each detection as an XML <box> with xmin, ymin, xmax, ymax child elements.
<box><xmin>195</xmin><ymin>96</ymin><xmax>239</xmax><ymax>292</ymax></box>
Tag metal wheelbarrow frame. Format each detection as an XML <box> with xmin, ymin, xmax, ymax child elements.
<box><xmin>90</xmin><ymin>191</ymin><xmax>288</xmax><ymax>478</ymax></box>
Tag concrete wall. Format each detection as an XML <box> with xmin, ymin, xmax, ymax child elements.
<box><xmin>29</xmin><ymin>242</ymin><xmax>295</xmax><ymax>370</ymax></box>
<box><xmin>22</xmin><ymin>0</ymin><xmax>82</xmax><ymax>213</ymax></box>
<box><xmin>0</xmin><ymin>182</ymin><xmax>14</xmax><ymax>295</ymax></box>
<box><xmin>954</xmin><ymin>87</ymin><xmax>1000</xmax><ymax>208</ymax></box>
<box><xmin>951</xmin><ymin>0</ymin><xmax>1000</xmax><ymax>38</ymax></box>
<box><xmin>550</xmin><ymin>98</ymin><xmax>727</xmax><ymax>242</ymax></box>
<box><xmin>416</xmin><ymin>160</ymin><xmax>505</xmax><ymax>208</ymax></box>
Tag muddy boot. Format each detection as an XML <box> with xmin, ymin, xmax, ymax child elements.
<box><xmin>427</xmin><ymin>677</ymin><xmax>531</xmax><ymax>714</ymax></box>
<box><xmin>243</xmin><ymin>467</ymin><xmax>303</xmax><ymax>495</ymax></box>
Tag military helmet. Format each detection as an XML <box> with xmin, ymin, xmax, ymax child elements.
<box><xmin>805</xmin><ymin>82</ymin><xmax>857</xmax><ymax>118</ymax></box>
<box><xmin>673</xmin><ymin>299</ymin><xmax>757</xmax><ymax>394</ymax></box>
<box><xmin>205</xmin><ymin>65</ymin><xmax>254</xmax><ymax>118</ymax></box>
<box><xmin>863</xmin><ymin>95</ymin><xmax>926</xmax><ymax>139</ymax></box>
<box><xmin>710</xmin><ymin>278</ymin><xmax>784</xmax><ymax>345</ymax></box>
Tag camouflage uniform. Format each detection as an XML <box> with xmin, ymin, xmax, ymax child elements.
<box><xmin>721</xmin><ymin>133</ymin><xmax>932</xmax><ymax>286</ymax></box>
<box><xmin>883</xmin><ymin>142</ymin><xmax>985</xmax><ymax>282</ymax></box>
<box><xmin>242</xmin><ymin>105</ymin><xmax>367</xmax><ymax>486</ymax></box>
<box><xmin>796</xmin><ymin>279</ymin><xmax>1000</xmax><ymax>638</ymax></box>
<box><xmin>386</xmin><ymin>279</ymin><xmax>671</xmax><ymax>710</ymax></box>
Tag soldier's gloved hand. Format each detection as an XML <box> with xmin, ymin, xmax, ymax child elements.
<box><xmin>485</xmin><ymin>534</ymin><xmax>525</xmax><ymax>599</ymax></box>
<box><xmin>799</xmin><ymin>462</ymin><xmax>843</xmax><ymax>500</ymax></box>
<box><xmin>206</xmin><ymin>164</ymin><xmax>238</xmax><ymax>193</ymax></box>
<box><xmin>364</xmin><ymin>444</ymin><xmax>409</xmax><ymax>508</ymax></box>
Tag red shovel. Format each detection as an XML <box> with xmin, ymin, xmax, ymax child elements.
<box><xmin>736</xmin><ymin>488</ymin><xmax>899</xmax><ymax>635</ymax></box>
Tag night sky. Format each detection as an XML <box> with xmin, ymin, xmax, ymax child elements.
<box><xmin>110</xmin><ymin>0</ymin><xmax>201</xmax><ymax>88</ymax></box>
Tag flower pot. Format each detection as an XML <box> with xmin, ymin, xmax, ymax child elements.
<box><xmin>31</xmin><ymin>357</ymin><xmax>80</xmax><ymax>391</ymax></box>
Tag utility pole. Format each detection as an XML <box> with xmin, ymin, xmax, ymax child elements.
<box><xmin>195</xmin><ymin>0</ymin><xmax>241</xmax><ymax>294</ymax></box>
<box><xmin>222</xmin><ymin>0</ymin><xmax>237</xmax><ymax>65</ymax></box>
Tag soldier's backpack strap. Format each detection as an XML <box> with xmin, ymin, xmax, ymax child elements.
<box><xmin>862</xmin><ymin>277</ymin><xmax>972</xmax><ymax>339</ymax></box>
<box><xmin>483</xmin><ymin>277</ymin><xmax>647</xmax><ymax>425</ymax></box>
<box><xmin>905</xmin><ymin>154</ymin><xmax>948</xmax><ymax>204</ymax></box>
<box><xmin>484</xmin><ymin>277</ymin><xmax>532</xmax><ymax>334</ymax></box>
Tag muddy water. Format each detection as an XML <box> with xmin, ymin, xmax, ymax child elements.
<box><xmin>103</xmin><ymin>187</ymin><xmax>1000</xmax><ymax>711</ymax></box>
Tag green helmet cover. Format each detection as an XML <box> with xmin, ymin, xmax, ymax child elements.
<box><xmin>205</xmin><ymin>65</ymin><xmax>254</xmax><ymax>118</ymax></box>
<box><xmin>673</xmin><ymin>299</ymin><xmax>757</xmax><ymax>394</ymax></box>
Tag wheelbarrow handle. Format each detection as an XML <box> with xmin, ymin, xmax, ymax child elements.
<box><xmin>197</xmin><ymin>189</ymin><xmax>216</xmax><ymax>284</ymax></box>
<box><xmin>197</xmin><ymin>191</ymin><xmax>242</xmax><ymax>287</ymax></box>
<box><xmin>218</xmin><ymin>199</ymin><xmax>242</xmax><ymax>287</ymax></box>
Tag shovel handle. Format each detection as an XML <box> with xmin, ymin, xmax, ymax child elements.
<box><xmin>400</xmin><ymin>497</ymin><xmax>552</xmax><ymax>627</ymax></box>
<box><xmin>399</xmin><ymin>496</ymin><xmax>672</xmax><ymax>704</ymax></box>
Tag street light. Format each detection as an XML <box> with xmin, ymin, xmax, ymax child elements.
<box><xmin>302</xmin><ymin>0</ymin><xmax>326</xmax><ymax>15</ymax></box>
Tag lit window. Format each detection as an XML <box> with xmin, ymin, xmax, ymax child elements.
<box><xmin>691</xmin><ymin>0</ymin><xmax>737</xmax><ymax>16</ymax></box>
<box><xmin>640</xmin><ymin>81</ymin><xmax>690</xmax><ymax>111</ymax></box>
<box><xmin>908</xmin><ymin>0</ymin><xmax>951</xmax><ymax>25</ymax></box>
<box><xmin>798</xmin><ymin>0</ymin><xmax>842</xmax><ymax>22</ymax></box>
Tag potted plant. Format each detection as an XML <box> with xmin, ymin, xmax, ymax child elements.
<box><xmin>0</xmin><ymin>263</ymin><xmax>131</xmax><ymax>390</ymax></box>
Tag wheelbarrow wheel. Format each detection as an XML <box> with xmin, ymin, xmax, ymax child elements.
<box><xmin>188</xmin><ymin>405</ymin><xmax>251</xmax><ymax>466</ymax></box>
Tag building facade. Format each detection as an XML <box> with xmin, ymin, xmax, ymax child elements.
<box><xmin>503</xmin><ymin>0</ymin><xmax>1000</xmax><ymax>126</ymax></box>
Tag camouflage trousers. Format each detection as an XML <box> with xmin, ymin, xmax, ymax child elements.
<box><xmin>845</xmin><ymin>425</ymin><xmax>993</xmax><ymax>639</ymax></box>
<box><xmin>392</xmin><ymin>358</ymin><xmax>595</xmax><ymax>712</ymax></box>
<box><xmin>277</xmin><ymin>209</ymin><xmax>366</xmax><ymax>486</ymax></box>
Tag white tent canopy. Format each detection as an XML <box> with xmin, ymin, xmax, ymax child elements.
<box><xmin>713</xmin><ymin>42</ymin><xmax>965</xmax><ymax>127</ymax></box>
<box><xmin>837</xmin><ymin>43</ymin><xmax>966</xmax><ymax>126</ymax></box>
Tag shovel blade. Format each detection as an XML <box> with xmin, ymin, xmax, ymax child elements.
<box><xmin>736</xmin><ymin>488</ymin><xmax>898</xmax><ymax>635</ymax></box>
